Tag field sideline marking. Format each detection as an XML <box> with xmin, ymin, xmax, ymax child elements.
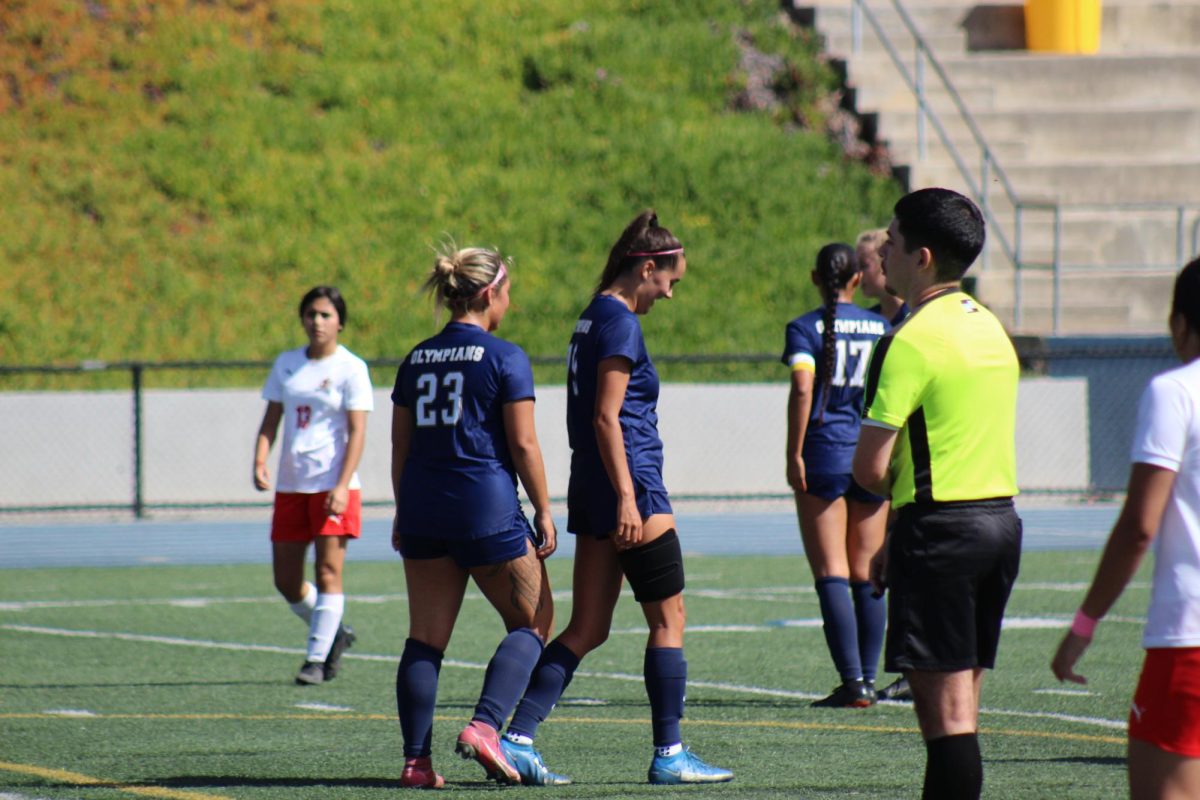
<box><xmin>0</xmin><ymin>759</ymin><xmax>231</xmax><ymax>800</ymax></box>
<box><xmin>1</xmin><ymin>580</ymin><xmax>1147</xmax><ymax>612</ymax></box>
<box><xmin>0</xmin><ymin>712</ymin><xmax>1123</xmax><ymax>748</ymax></box>
<box><xmin>2</xmin><ymin>623</ymin><xmax>1128</xmax><ymax>734</ymax></box>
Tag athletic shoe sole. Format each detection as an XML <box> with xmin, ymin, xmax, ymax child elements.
<box><xmin>456</xmin><ymin>724</ymin><xmax>520</xmax><ymax>785</ymax></box>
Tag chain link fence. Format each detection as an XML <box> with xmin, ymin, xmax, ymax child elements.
<box><xmin>0</xmin><ymin>339</ymin><xmax>1177</xmax><ymax>517</ymax></box>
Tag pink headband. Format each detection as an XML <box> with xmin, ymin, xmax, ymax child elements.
<box><xmin>628</xmin><ymin>247</ymin><xmax>684</xmax><ymax>257</ymax></box>
<box><xmin>473</xmin><ymin>263</ymin><xmax>507</xmax><ymax>299</ymax></box>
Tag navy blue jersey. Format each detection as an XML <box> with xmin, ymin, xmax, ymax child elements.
<box><xmin>868</xmin><ymin>301</ymin><xmax>910</xmax><ymax>326</ymax></box>
<box><xmin>566</xmin><ymin>294</ymin><xmax>665</xmax><ymax>487</ymax></box>
<box><xmin>782</xmin><ymin>303</ymin><xmax>890</xmax><ymax>473</ymax></box>
<box><xmin>392</xmin><ymin>322</ymin><xmax>535</xmax><ymax>539</ymax></box>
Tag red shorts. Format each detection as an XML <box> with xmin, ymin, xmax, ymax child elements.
<box><xmin>270</xmin><ymin>490</ymin><xmax>362</xmax><ymax>542</ymax></box>
<box><xmin>1129</xmin><ymin>647</ymin><xmax>1200</xmax><ymax>757</ymax></box>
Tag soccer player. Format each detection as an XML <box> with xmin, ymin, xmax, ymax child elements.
<box><xmin>391</xmin><ymin>246</ymin><xmax>557</xmax><ymax>788</ymax></box>
<box><xmin>253</xmin><ymin>285</ymin><xmax>372</xmax><ymax>686</ymax></box>
<box><xmin>782</xmin><ymin>243</ymin><xmax>890</xmax><ymax>708</ymax></box>
<box><xmin>857</xmin><ymin>227</ymin><xmax>913</xmax><ymax>704</ymax></box>
<box><xmin>857</xmin><ymin>228</ymin><xmax>909</xmax><ymax>326</ymax></box>
<box><xmin>852</xmin><ymin>188</ymin><xmax>1022</xmax><ymax>800</ymax></box>
<box><xmin>499</xmin><ymin>211</ymin><xmax>733</xmax><ymax>786</ymax></box>
<box><xmin>1052</xmin><ymin>258</ymin><xmax>1200</xmax><ymax>800</ymax></box>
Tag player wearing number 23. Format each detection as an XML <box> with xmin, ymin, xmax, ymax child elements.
<box><xmin>390</xmin><ymin>246</ymin><xmax>557</xmax><ymax>788</ymax></box>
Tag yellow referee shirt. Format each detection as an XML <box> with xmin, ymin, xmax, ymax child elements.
<box><xmin>862</xmin><ymin>290</ymin><xmax>1019</xmax><ymax>507</ymax></box>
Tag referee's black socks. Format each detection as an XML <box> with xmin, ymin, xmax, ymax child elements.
<box><xmin>922</xmin><ymin>732</ymin><xmax>982</xmax><ymax>800</ymax></box>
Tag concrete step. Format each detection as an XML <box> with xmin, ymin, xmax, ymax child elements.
<box><xmin>820</xmin><ymin>29</ymin><xmax>967</xmax><ymax>58</ymax></box>
<box><xmin>1101</xmin><ymin>2</ymin><xmax>1200</xmax><ymax>54</ymax></box>
<box><xmin>1012</xmin><ymin>212</ymin><xmax>1200</xmax><ymax>269</ymax></box>
<box><xmin>939</xmin><ymin>53</ymin><xmax>1200</xmax><ymax>110</ymax></box>
<box><xmin>841</xmin><ymin>51</ymin><xmax>1200</xmax><ymax>111</ymax></box>
<box><xmin>974</xmin><ymin>271</ymin><xmax>1176</xmax><ymax>335</ymax></box>
<box><xmin>811</xmin><ymin>6</ymin><xmax>972</xmax><ymax>39</ymax></box>
<box><xmin>848</xmin><ymin>79</ymin><xmax>994</xmax><ymax>113</ymax></box>
<box><xmin>878</xmin><ymin>107</ymin><xmax>1200</xmax><ymax>161</ymax></box>
<box><xmin>887</xmin><ymin>136</ymin><xmax>1026</xmax><ymax>166</ymax></box>
<box><xmin>907</xmin><ymin>159</ymin><xmax>1200</xmax><ymax>205</ymax></box>
<box><xmin>805</xmin><ymin>0</ymin><xmax>1200</xmax><ymax>54</ymax></box>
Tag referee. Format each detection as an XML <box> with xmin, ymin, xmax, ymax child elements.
<box><xmin>852</xmin><ymin>188</ymin><xmax>1022</xmax><ymax>800</ymax></box>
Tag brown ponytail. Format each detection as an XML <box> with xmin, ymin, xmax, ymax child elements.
<box><xmin>596</xmin><ymin>210</ymin><xmax>682</xmax><ymax>293</ymax></box>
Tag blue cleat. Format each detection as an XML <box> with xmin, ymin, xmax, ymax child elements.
<box><xmin>647</xmin><ymin>747</ymin><xmax>734</xmax><ymax>785</ymax></box>
<box><xmin>500</xmin><ymin>739</ymin><xmax>572</xmax><ymax>786</ymax></box>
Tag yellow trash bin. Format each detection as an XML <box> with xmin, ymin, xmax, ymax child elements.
<box><xmin>1025</xmin><ymin>0</ymin><xmax>1102</xmax><ymax>53</ymax></box>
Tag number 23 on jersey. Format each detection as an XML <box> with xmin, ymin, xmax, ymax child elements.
<box><xmin>414</xmin><ymin>372</ymin><xmax>463</xmax><ymax>426</ymax></box>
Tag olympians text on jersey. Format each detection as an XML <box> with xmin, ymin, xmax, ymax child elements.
<box><xmin>393</xmin><ymin>322</ymin><xmax>535</xmax><ymax>539</ymax></box>
<box><xmin>566</xmin><ymin>294</ymin><xmax>665</xmax><ymax>484</ymax></box>
<box><xmin>782</xmin><ymin>303</ymin><xmax>890</xmax><ymax>474</ymax></box>
<box><xmin>262</xmin><ymin>345</ymin><xmax>374</xmax><ymax>493</ymax></box>
<box><xmin>862</xmin><ymin>290</ymin><xmax>1019</xmax><ymax>507</ymax></box>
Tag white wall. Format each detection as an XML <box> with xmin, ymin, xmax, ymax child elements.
<box><xmin>1</xmin><ymin>378</ymin><xmax>1089</xmax><ymax>508</ymax></box>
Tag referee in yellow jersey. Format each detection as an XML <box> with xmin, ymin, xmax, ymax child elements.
<box><xmin>853</xmin><ymin>188</ymin><xmax>1021</xmax><ymax>800</ymax></box>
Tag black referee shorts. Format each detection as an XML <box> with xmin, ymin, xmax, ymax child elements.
<box><xmin>884</xmin><ymin>497</ymin><xmax>1022</xmax><ymax>673</ymax></box>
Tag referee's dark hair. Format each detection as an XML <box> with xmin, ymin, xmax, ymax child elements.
<box><xmin>1173</xmin><ymin>256</ymin><xmax>1200</xmax><ymax>335</ymax></box>
<box><xmin>299</xmin><ymin>285</ymin><xmax>348</xmax><ymax>329</ymax></box>
<box><xmin>893</xmin><ymin>187</ymin><xmax>985</xmax><ymax>282</ymax></box>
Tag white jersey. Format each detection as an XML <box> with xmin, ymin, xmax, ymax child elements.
<box><xmin>1134</xmin><ymin>358</ymin><xmax>1200</xmax><ymax>648</ymax></box>
<box><xmin>262</xmin><ymin>345</ymin><xmax>374</xmax><ymax>493</ymax></box>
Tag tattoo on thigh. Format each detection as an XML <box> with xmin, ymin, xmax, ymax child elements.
<box><xmin>507</xmin><ymin>557</ymin><xmax>541</xmax><ymax>614</ymax></box>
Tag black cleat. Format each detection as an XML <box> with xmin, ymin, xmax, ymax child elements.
<box><xmin>811</xmin><ymin>679</ymin><xmax>874</xmax><ymax>708</ymax></box>
<box><xmin>295</xmin><ymin>661</ymin><xmax>325</xmax><ymax>685</ymax></box>
<box><xmin>323</xmin><ymin>622</ymin><xmax>356</xmax><ymax>681</ymax></box>
<box><xmin>876</xmin><ymin>677</ymin><xmax>913</xmax><ymax>702</ymax></box>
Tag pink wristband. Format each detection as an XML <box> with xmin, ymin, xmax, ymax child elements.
<box><xmin>1071</xmin><ymin>609</ymin><xmax>1098</xmax><ymax>638</ymax></box>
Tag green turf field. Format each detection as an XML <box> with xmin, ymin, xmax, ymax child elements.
<box><xmin>0</xmin><ymin>551</ymin><xmax>1142</xmax><ymax>798</ymax></box>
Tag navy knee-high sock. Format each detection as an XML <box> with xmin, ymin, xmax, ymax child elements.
<box><xmin>396</xmin><ymin>638</ymin><xmax>443</xmax><ymax>758</ymax></box>
<box><xmin>645</xmin><ymin>647</ymin><xmax>687</xmax><ymax>748</ymax></box>
<box><xmin>923</xmin><ymin>733</ymin><xmax>983</xmax><ymax>800</ymax></box>
<box><xmin>851</xmin><ymin>580</ymin><xmax>886</xmax><ymax>684</ymax></box>
<box><xmin>473</xmin><ymin>627</ymin><xmax>545</xmax><ymax>731</ymax></box>
<box><xmin>815</xmin><ymin>577</ymin><xmax>862</xmax><ymax>682</ymax></box>
<box><xmin>506</xmin><ymin>639</ymin><xmax>580</xmax><ymax>740</ymax></box>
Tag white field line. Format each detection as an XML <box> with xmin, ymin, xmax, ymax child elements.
<box><xmin>0</xmin><ymin>591</ymin><xmax>572</xmax><ymax>612</ymax></box>
<box><xmin>1</xmin><ymin>580</ymin><xmax>1131</xmax><ymax>613</ymax></box>
<box><xmin>1</xmin><ymin>622</ymin><xmax>1127</xmax><ymax>732</ymax></box>
<box><xmin>612</xmin><ymin>615</ymin><xmax>1145</xmax><ymax>635</ymax></box>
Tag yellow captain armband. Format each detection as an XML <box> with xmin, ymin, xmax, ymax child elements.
<box><xmin>787</xmin><ymin>353</ymin><xmax>816</xmax><ymax>373</ymax></box>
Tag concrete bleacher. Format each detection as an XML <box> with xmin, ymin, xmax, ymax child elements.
<box><xmin>800</xmin><ymin>0</ymin><xmax>1200</xmax><ymax>334</ymax></box>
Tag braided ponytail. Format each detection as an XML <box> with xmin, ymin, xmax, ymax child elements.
<box><xmin>812</xmin><ymin>243</ymin><xmax>859</xmax><ymax>423</ymax></box>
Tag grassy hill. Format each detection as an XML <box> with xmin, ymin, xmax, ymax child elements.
<box><xmin>0</xmin><ymin>0</ymin><xmax>900</xmax><ymax>383</ymax></box>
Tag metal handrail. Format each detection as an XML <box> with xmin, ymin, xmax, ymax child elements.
<box><xmin>847</xmin><ymin>0</ymin><xmax>1200</xmax><ymax>334</ymax></box>
<box><xmin>851</xmin><ymin>0</ymin><xmax>1021</xmax><ymax>276</ymax></box>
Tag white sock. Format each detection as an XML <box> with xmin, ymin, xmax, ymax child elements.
<box><xmin>656</xmin><ymin>743</ymin><xmax>683</xmax><ymax>758</ymax></box>
<box><xmin>307</xmin><ymin>592</ymin><xmax>345</xmax><ymax>662</ymax></box>
<box><xmin>288</xmin><ymin>582</ymin><xmax>317</xmax><ymax>624</ymax></box>
<box><xmin>504</xmin><ymin>732</ymin><xmax>533</xmax><ymax>746</ymax></box>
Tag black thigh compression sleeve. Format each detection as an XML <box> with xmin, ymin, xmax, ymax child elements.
<box><xmin>617</xmin><ymin>529</ymin><xmax>685</xmax><ymax>603</ymax></box>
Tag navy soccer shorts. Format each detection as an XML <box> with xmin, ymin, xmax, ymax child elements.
<box><xmin>397</xmin><ymin>511</ymin><xmax>535</xmax><ymax>569</ymax></box>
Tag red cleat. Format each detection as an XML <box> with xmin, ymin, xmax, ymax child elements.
<box><xmin>400</xmin><ymin>756</ymin><xmax>444</xmax><ymax>789</ymax></box>
<box><xmin>455</xmin><ymin>720</ymin><xmax>520</xmax><ymax>784</ymax></box>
